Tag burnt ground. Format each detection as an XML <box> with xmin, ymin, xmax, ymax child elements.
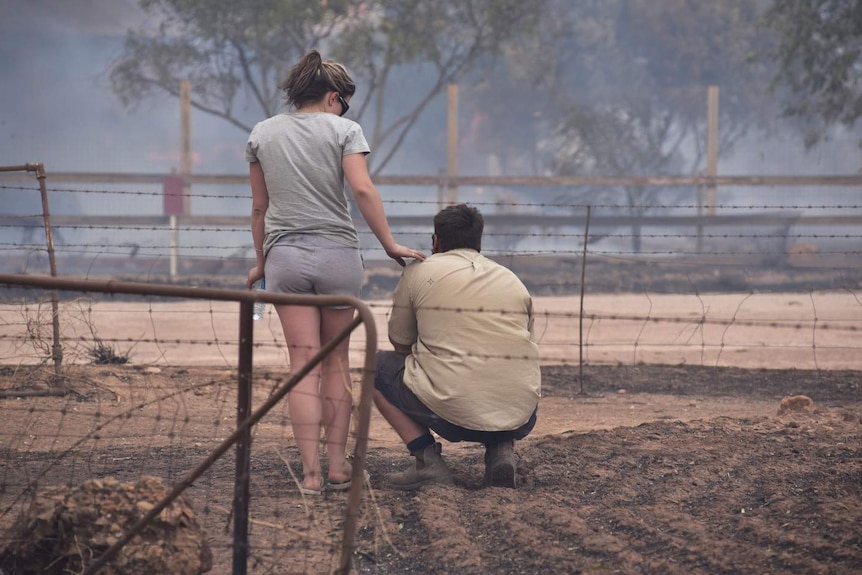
<box><xmin>352</xmin><ymin>365</ymin><xmax>862</xmax><ymax>575</ymax></box>
<box><xmin>0</xmin><ymin>254</ymin><xmax>861</xmax><ymax>573</ymax></box>
<box><xmin>0</xmin><ymin>363</ymin><xmax>860</xmax><ymax>574</ymax></box>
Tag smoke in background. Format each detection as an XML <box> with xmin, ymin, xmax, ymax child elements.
<box><xmin>0</xmin><ymin>0</ymin><xmax>448</xmax><ymax>203</ymax></box>
<box><xmin>0</xmin><ymin>0</ymin><xmax>858</xmax><ymax>267</ymax></box>
<box><xmin>2</xmin><ymin>1</ymin><xmax>174</xmax><ymax>172</ymax></box>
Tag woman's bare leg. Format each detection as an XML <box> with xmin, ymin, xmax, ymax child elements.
<box><xmin>320</xmin><ymin>307</ymin><xmax>356</xmax><ymax>483</ymax></box>
<box><xmin>276</xmin><ymin>304</ymin><xmax>324</xmax><ymax>491</ymax></box>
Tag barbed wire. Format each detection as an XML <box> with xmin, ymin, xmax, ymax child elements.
<box><xmin>2</xmin><ymin>242</ymin><xmax>859</xmax><ymax>255</ymax></box>
<box><xmin>2</xmin><ymin>183</ymin><xmax>861</xmax><ymax>211</ymax></box>
<box><xmin>2</xmin><ymin>184</ymin><xmax>860</xmax><ymax>372</ymax></box>
<box><xmin>4</xmin><ymin>228</ymin><xmax>862</xmax><ymax>249</ymax></box>
<box><xmin>2</xmin><ymin>305</ymin><xmax>856</xmax><ymax>340</ymax></box>
<box><xmin>6</xmin><ymin>296</ymin><xmax>859</xmax><ymax>330</ymax></box>
<box><xmin>3</xmin><ymin>171</ymin><xmax>859</xmax><ymax>575</ymax></box>
<box><xmin>1</xmin><ymin>333</ymin><xmax>858</xmax><ymax>364</ymax></box>
<box><xmin>1</xmin><ymin>338</ymin><xmax>858</xmax><ymax>373</ymax></box>
<box><xmin>3</xmin><ymin>220</ymin><xmax>861</xmax><ymax>247</ymax></box>
<box><xmin>5</xmin><ymin>245</ymin><xmax>859</xmax><ymax>259</ymax></box>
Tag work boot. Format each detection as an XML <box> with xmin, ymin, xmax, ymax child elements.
<box><xmin>484</xmin><ymin>440</ymin><xmax>516</xmax><ymax>488</ymax></box>
<box><xmin>388</xmin><ymin>442</ymin><xmax>453</xmax><ymax>490</ymax></box>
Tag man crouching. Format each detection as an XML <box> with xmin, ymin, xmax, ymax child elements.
<box><xmin>373</xmin><ymin>203</ymin><xmax>540</xmax><ymax>489</ymax></box>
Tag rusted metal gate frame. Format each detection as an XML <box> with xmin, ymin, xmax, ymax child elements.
<box><xmin>0</xmin><ymin>273</ymin><xmax>377</xmax><ymax>575</ymax></box>
<box><xmin>0</xmin><ymin>163</ymin><xmax>63</xmax><ymax>380</ymax></box>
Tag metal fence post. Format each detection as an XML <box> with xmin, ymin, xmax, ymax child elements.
<box><xmin>0</xmin><ymin>163</ymin><xmax>63</xmax><ymax>382</ymax></box>
<box><xmin>33</xmin><ymin>163</ymin><xmax>63</xmax><ymax>379</ymax></box>
<box><xmin>234</xmin><ymin>301</ymin><xmax>254</xmax><ymax>574</ymax></box>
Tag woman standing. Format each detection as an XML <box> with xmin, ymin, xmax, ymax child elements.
<box><xmin>245</xmin><ymin>50</ymin><xmax>423</xmax><ymax>494</ymax></box>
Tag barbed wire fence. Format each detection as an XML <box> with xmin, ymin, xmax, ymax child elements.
<box><xmin>2</xmin><ymin>177</ymin><xmax>860</xmax><ymax>369</ymax></box>
<box><xmin>0</xmin><ymin>170</ymin><xmax>861</xmax><ymax>573</ymax></box>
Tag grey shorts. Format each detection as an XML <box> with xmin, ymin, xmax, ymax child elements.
<box><xmin>264</xmin><ymin>234</ymin><xmax>364</xmax><ymax>303</ymax></box>
<box><xmin>374</xmin><ymin>350</ymin><xmax>537</xmax><ymax>444</ymax></box>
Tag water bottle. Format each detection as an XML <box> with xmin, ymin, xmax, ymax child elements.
<box><xmin>252</xmin><ymin>277</ymin><xmax>266</xmax><ymax>321</ymax></box>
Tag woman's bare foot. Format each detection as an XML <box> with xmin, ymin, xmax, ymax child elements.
<box><xmin>328</xmin><ymin>460</ymin><xmax>352</xmax><ymax>488</ymax></box>
<box><xmin>300</xmin><ymin>472</ymin><xmax>323</xmax><ymax>495</ymax></box>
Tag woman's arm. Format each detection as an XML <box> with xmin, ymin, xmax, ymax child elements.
<box><xmin>343</xmin><ymin>153</ymin><xmax>424</xmax><ymax>265</ymax></box>
<box><xmin>246</xmin><ymin>161</ymin><xmax>269</xmax><ymax>288</ymax></box>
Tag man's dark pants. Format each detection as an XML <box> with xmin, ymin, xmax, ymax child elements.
<box><xmin>373</xmin><ymin>350</ymin><xmax>537</xmax><ymax>445</ymax></box>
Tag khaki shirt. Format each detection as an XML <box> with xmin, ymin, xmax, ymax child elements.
<box><xmin>388</xmin><ymin>249</ymin><xmax>541</xmax><ymax>431</ymax></box>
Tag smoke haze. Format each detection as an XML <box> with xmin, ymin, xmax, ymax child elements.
<box><xmin>0</xmin><ymin>0</ymin><xmax>247</xmax><ymax>176</ymax></box>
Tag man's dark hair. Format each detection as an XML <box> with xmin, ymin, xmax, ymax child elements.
<box><xmin>433</xmin><ymin>203</ymin><xmax>484</xmax><ymax>252</ymax></box>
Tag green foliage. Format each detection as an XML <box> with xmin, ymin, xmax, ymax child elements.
<box><xmin>330</xmin><ymin>0</ymin><xmax>541</xmax><ymax>172</ymax></box>
<box><xmin>111</xmin><ymin>0</ymin><xmax>350</xmax><ymax>129</ymax></box>
<box><xmin>110</xmin><ymin>0</ymin><xmax>542</xmax><ymax>172</ymax></box>
<box><xmin>760</xmin><ymin>0</ymin><xmax>862</xmax><ymax>145</ymax></box>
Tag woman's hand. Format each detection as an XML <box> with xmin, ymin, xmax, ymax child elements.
<box><xmin>386</xmin><ymin>244</ymin><xmax>426</xmax><ymax>267</ymax></box>
<box><xmin>246</xmin><ymin>265</ymin><xmax>264</xmax><ymax>289</ymax></box>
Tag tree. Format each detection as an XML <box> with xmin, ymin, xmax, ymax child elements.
<box><xmin>463</xmin><ymin>0</ymin><xmax>776</xmax><ymax>176</ymax></box>
<box><xmin>546</xmin><ymin>101</ymin><xmax>690</xmax><ymax>253</ymax></box>
<box><xmin>460</xmin><ymin>0</ymin><xmax>776</xmax><ymax>252</ymax></box>
<box><xmin>760</xmin><ymin>0</ymin><xmax>862</xmax><ymax>145</ymax></box>
<box><xmin>357</xmin><ymin>1</ymin><xmax>538</xmax><ymax>175</ymax></box>
<box><xmin>109</xmin><ymin>0</ymin><xmax>542</xmax><ymax>174</ymax></box>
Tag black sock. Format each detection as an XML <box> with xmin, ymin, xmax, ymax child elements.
<box><xmin>407</xmin><ymin>433</ymin><xmax>434</xmax><ymax>455</ymax></box>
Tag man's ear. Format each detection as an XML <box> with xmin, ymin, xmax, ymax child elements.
<box><xmin>432</xmin><ymin>234</ymin><xmax>441</xmax><ymax>254</ymax></box>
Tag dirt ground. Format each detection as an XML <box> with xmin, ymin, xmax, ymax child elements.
<box><xmin>0</xmin><ymin>361</ymin><xmax>860</xmax><ymax>574</ymax></box>
<box><xmin>0</xmin><ymin>257</ymin><xmax>861</xmax><ymax>573</ymax></box>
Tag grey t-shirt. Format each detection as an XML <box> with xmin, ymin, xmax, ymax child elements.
<box><xmin>245</xmin><ymin>112</ymin><xmax>371</xmax><ymax>253</ymax></box>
